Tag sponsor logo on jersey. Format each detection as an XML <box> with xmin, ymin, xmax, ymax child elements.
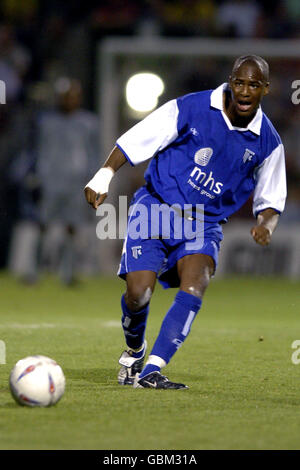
<box><xmin>188</xmin><ymin>166</ymin><xmax>223</xmax><ymax>196</ymax></box>
<box><xmin>194</xmin><ymin>147</ymin><xmax>213</xmax><ymax>166</ymax></box>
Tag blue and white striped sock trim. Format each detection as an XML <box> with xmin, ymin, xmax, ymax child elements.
<box><xmin>145</xmin><ymin>355</ymin><xmax>167</xmax><ymax>369</ymax></box>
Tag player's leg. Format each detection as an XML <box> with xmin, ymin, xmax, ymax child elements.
<box><xmin>59</xmin><ymin>224</ymin><xmax>77</xmax><ymax>286</ymax></box>
<box><xmin>118</xmin><ymin>270</ymin><xmax>157</xmax><ymax>385</ymax></box>
<box><xmin>134</xmin><ymin>254</ymin><xmax>214</xmax><ymax>389</ymax></box>
<box><xmin>178</xmin><ymin>253</ymin><xmax>214</xmax><ymax>297</ymax></box>
<box><xmin>122</xmin><ymin>270</ymin><xmax>157</xmax><ymax>347</ymax></box>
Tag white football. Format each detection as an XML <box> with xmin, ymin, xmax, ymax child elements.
<box><xmin>9</xmin><ymin>355</ymin><xmax>65</xmax><ymax>407</ymax></box>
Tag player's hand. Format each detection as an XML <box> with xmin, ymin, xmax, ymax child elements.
<box><xmin>84</xmin><ymin>187</ymin><xmax>107</xmax><ymax>209</ymax></box>
<box><xmin>250</xmin><ymin>225</ymin><xmax>271</xmax><ymax>246</ymax></box>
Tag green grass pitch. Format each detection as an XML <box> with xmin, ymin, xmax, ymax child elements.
<box><xmin>0</xmin><ymin>272</ymin><xmax>299</xmax><ymax>450</ymax></box>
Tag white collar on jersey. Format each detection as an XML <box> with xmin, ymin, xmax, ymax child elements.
<box><xmin>210</xmin><ymin>82</ymin><xmax>263</xmax><ymax>136</ymax></box>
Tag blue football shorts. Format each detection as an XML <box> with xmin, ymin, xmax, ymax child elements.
<box><xmin>117</xmin><ymin>185</ymin><xmax>223</xmax><ymax>289</ymax></box>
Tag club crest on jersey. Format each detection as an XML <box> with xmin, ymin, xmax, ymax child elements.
<box><xmin>194</xmin><ymin>147</ymin><xmax>213</xmax><ymax>166</ymax></box>
<box><xmin>131</xmin><ymin>246</ymin><xmax>142</xmax><ymax>259</ymax></box>
<box><xmin>243</xmin><ymin>148</ymin><xmax>255</xmax><ymax>163</ymax></box>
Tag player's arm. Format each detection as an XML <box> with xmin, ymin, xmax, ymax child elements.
<box><xmin>84</xmin><ymin>146</ymin><xmax>127</xmax><ymax>209</ymax></box>
<box><xmin>251</xmin><ymin>208</ymin><xmax>279</xmax><ymax>246</ymax></box>
<box><xmin>84</xmin><ymin>99</ymin><xmax>180</xmax><ymax>209</ymax></box>
<box><xmin>251</xmin><ymin>142</ymin><xmax>286</xmax><ymax>246</ymax></box>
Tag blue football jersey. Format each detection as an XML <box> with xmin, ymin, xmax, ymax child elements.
<box><xmin>116</xmin><ymin>83</ymin><xmax>286</xmax><ymax>223</ymax></box>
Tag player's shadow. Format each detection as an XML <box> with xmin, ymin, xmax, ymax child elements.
<box><xmin>63</xmin><ymin>368</ymin><xmax>116</xmax><ymax>385</ymax></box>
<box><xmin>64</xmin><ymin>368</ymin><xmax>204</xmax><ymax>388</ymax></box>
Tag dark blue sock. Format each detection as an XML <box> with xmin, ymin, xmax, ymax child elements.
<box><xmin>121</xmin><ymin>294</ymin><xmax>149</xmax><ymax>350</ymax></box>
<box><xmin>139</xmin><ymin>291</ymin><xmax>202</xmax><ymax>378</ymax></box>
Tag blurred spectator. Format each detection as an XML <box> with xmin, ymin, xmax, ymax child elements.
<box><xmin>151</xmin><ymin>0</ymin><xmax>216</xmax><ymax>37</ymax></box>
<box><xmin>277</xmin><ymin>104</ymin><xmax>300</xmax><ymax>222</ymax></box>
<box><xmin>264</xmin><ymin>1</ymin><xmax>295</xmax><ymax>38</ymax></box>
<box><xmin>284</xmin><ymin>0</ymin><xmax>300</xmax><ymax>37</ymax></box>
<box><xmin>90</xmin><ymin>0</ymin><xmax>142</xmax><ymax>38</ymax></box>
<box><xmin>9</xmin><ymin>77</ymin><xmax>101</xmax><ymax>284</ymax></box>
<box><xmin>279</xmin><ymin>179</ymin><xmax>300</xmax><ymax>223</ymax></box>
<box><xmin>0</xmin><ymin>23</ymin><xmax>31</xmax><ymax>101</ymax></box>
<box><xmin>0</xmin><ymin>0</ymin><xmax>39</xmax><ymax>53</ymax></box>
<box><xmin>0</xmin><ymin>103</ymin><xmax>31</xmax><ymax>267</ymax></box>
<box><xmin>0</xmin><ymin>23</ymin><xmax>31</xmax><ymax>78</ymax></box>
<box><xmin>216</xmin><ymin>0</ymin><xmax>262</xmax><ymax>38</ymax></box>
<box><xmin>0</xmin><ymin>0</ymin><xmax>38</xmax><ymax>21</ymax></box>
<box><xmin>285</xmin><ymin>0</ymin><xmax>300</xmax><ymax>34</ymax></box>
<box><xmin>7</xmin><ymin>91</ymin><xmax>42</xmax><ymax>282</ymax></box>
<box><xmin>37</xmin><ymin>77</ymin><xmax>100</xmax><ymax>284</ymax></box>
<box><xmin>36</xmin><ymin>11</ymin><xmax>93</xmax><ymax>109</ymax></box>
<box><xmin>0</xmin><ymin>21</ymin><xmax>33</xmax><ymax>268</ymax></box>
<box><xmin>282</xmin><ymin>107</ymin><xmax>300</xmax><ymax>176</ymax></box>
<box><xmin>174</xmin><ymin>57</ymin><xmax>219</xmax><ymax>96</ymax></box>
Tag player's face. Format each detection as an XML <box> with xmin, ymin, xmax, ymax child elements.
<box><xmin>228</xmin><ymin>63</ymin><xmax>269</xmax><ymax>119</ymax></box>
<box><xmin>59</xmin><ymin>84</ymin><xmax>82</xmax><ymax>113</ymax></box>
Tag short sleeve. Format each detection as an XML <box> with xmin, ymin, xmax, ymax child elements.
<box><xmin>116</xmin><ymin>99</ymin><xmax>179</xmax><ymax>166</ymax></box>
<box><xmin>253</xmin><ymin>143</ymin><xmax>287</xmax><ymax>217</ymax></box>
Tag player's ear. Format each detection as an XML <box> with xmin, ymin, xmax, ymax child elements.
<box><xmin>228</xmin><ymin>75</ymin><xmax>232</xmax><ymax>89</ymax></box>
<box><xmin>263</xmin><ymin>82</ymin><xmax>270</xmax><ymax>96</ymax></box>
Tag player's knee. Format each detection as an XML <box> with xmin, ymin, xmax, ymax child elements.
<box><xmin>183</xmin><ymin>284</ymin><xmax>206</xmax><ymax>299</ymax></box>
<box><xmin>124</xmin><ymin>285</ymin><xmax>153</xmax><ymax>312</ymax></box>
<box><xmin>180</xmin><ymin>274</ymin><xmax>211</xmax><ymax>299</ymax></box>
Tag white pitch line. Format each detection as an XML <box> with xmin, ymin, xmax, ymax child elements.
<box><xmin>0</xmin><ymin>323</ymin><xmax>56</xmax><ymax>329</ymax></box>
<box><xmin>0</xmin><ymin>321</ymin><xmax>121</xmax><ymax>329</ymax></box>
<box><xmin>102</xmin><ymin>321</ymin><xmax>121</xmax><ymax>328</ymax></box>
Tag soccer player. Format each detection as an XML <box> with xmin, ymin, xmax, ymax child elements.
<box><xmin>84</xmin><ymin>55</ymin><xmax>286</xmax><ymax>389</ymax></box>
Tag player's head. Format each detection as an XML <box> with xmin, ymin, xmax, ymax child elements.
<box><xmin>228</xmin><ymin>55</ymin><xmax>270</xmax><ymax>120</ymax></box>
<box><xmin>54</xmin><ymin>77</ymin><xmax>82</xmax><ymax>113</ymax></box>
